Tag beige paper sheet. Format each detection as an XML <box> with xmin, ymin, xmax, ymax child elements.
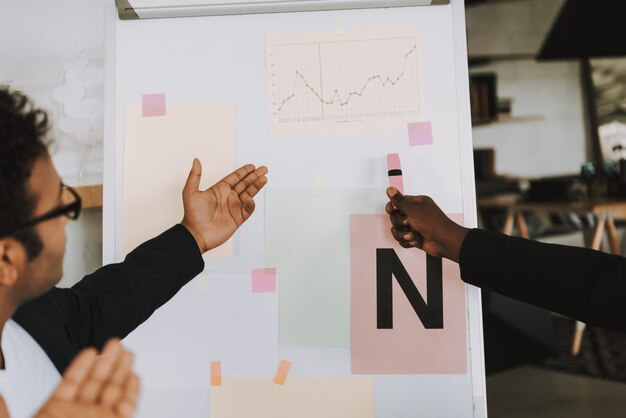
<box><xmin>122</xmin><ymin>104</ymin><xmax>235</xmax><ymax>257</ymax></box>
<box><xmin>210</xmin><ymin>377</ymin><xmax>374</xmax><ymax>418</ymax></box>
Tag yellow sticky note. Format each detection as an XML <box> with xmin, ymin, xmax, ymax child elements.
<box><xmin>273</xmin><ymin>359</ymin><xmax>291</xmax><ymax>385</ymax></box>
<box><xmin>210</xmin><ymin>361</ymin><xmax>222</xmax><ymax>387</ymax></box>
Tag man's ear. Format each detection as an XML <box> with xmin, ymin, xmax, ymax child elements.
<box><xmin>0</xmin><ymin>238</ymin><xmax>26</xmax><ymax>289</ymax></box>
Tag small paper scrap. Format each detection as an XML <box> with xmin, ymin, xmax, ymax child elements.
<box><xmin>273</xmin><ymin>359</ymin><xmax>291</xmax><ymax>385</ymax></box>
<box><xmin>408</xmin><ymin>121</ymin><xmax>433</xmax><ymax>146</ymax></box>
<box><xmin>142</xmin><ymin>93</ymin><xmax>166</xmax><ymax>117</ymax></box>
<box><xmin>252</xmin><ymin>268</ymin><xmax>276</xmax><ymax>293</ymax></box>
<box><xmin>211</xmin><ymin>361</ymin><xmax>222</xmax><ymax>386</ymax></box>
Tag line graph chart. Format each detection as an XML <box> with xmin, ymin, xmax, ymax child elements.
<box><xmin>277</xmin><ymin>43</ymin><xmax>418</xmax><ymax>117</ymax></box>
<box><xmin>267</xmin><ymin>28</ymin><xmax>423</xmax><ymax>137</ymax></box>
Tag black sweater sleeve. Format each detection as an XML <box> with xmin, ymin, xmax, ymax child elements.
<box><xmin>14</xmin><ymin>224</ymin><xmax>203</xmax><ymax>373</ymax></box>
<box><xmin>49</xmin><ymin>224</ymin><xmax>204</xmax><ymax>350</ymax></box>
<box><xmin>459</xmin><ymin>228</ymin><xmax>626</xmax><ymax>332</ymax></box>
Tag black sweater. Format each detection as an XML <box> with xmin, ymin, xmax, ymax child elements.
<box><xmin>13</xmin><ymin>224</ymin><xmax>204</xmax><ymax>374</ymax></box>
<box><xmin>460</xmin><ymin>228</ymin><xmax>626</xmax><ymax>332</ymax></box>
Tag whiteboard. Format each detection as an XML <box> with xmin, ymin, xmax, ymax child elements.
<box><xmin>103</xmin><ymin>0</ymin><xmax>486</xmax><ymax>416</ymax></box>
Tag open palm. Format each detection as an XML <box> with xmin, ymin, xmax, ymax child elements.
<box><xmin>35</xmin><ymin>340</ymin><xmax>139</xmax><ymax>418</ymax></box>
<box><xmin>181</xmin><ymin>159</ymin><xmax>268</xmax><ymax>254</ymax></box>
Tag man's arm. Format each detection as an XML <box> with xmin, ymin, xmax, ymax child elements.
<box><xmin>385</xmin><ymin>187</ymin><xmax>626</xmax><ymax>333</ymax></box>
<box><xmin>53</xmin><ymin>223</ymin><xmax>204</xmax><ymax>349</ymax></box>
<box><xmin>50</xmin><ymin>161</ymin><xmax>268</xmax><ymax>350</ymax></box>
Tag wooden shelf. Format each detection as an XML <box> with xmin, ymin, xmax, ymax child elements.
<box><xmin>74</xmin><ymin>185</ymin><xmax>103</xmax><ymax>209</ymax></box>
<box><xmin>473</xmin><ymin>115</ymin><xmax>545</xmax><ymax>127</ymax></box>
<box><xmin>468</xmin><ymin>53</ymin><xmax>537</xmax><ymax>67</ymax></box>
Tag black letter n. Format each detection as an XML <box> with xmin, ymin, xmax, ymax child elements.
<box><xmin>376</xmin><ymin>249</ymin><xmax>443</xmax><ymax>329</ymax></box>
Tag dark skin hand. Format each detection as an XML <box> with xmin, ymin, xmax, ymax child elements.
<box><xmin>385</xmin><ymin>187</ymin><xmax>470</xmax><ymax>263</ymax></box>
<box><xmin>181</xmin><ymin>159</ymin><xmax>268</xmax><ymax>254</ymax></box>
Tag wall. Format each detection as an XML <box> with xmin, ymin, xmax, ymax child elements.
<box><xmin>0</xmin><ymin>0</ymin><xmax>106</xmax><ymax>182</ymax></box>
<box><xmin>471</xmin><ymin>59</ymin><xmax>587</xmax><ymax>177</ymax></box>
<box><xmin>0</xmin><ymin>0</ymin><xmax>106</xmax><ymax>286</ymax></box>
<box><xmin>466</xmin><ymin>0</ymin><xmax>590</xmax><ymax>178</ymax></box>
<box><xmin>466</xmin><ymin>0</ymin><xmax>564</xmax><ymax>57</ymax></box>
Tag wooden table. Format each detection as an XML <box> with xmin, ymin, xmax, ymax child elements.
<box><xmin>477</xmin><ymin>193</ymin><xmax>626</xmax><ymax>355</ymax></box>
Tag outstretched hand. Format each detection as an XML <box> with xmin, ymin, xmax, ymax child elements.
<box><xmin>385</xmin><ymin>187</ymin><xmax>469</xmax><ymax>262</ymax></box>
<box><xmin>35</xmin><ymin>339</ymin><xmax>139</xmax><ymax>418</ymax></box>
<box><xmin>181</xmin><ymin>159</ymin><xmax>268</xmax><ymax>254</ymax></box>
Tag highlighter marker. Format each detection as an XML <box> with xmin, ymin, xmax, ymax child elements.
<box><xmin>387</xmin><ymin>153</ymin><xmax>404</xmax><ymax>194</ymax></box>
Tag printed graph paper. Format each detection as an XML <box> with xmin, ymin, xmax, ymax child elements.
<box><xmin>267</xmin><ymin>27</ymin><xmax>425</xmax><ymax>137</ymax></box>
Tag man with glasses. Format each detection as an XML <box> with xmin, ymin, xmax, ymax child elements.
<box><xmin>0</xmin><ymin>87</ymin><xmax>268</xmax><ymax>417</ymax></box>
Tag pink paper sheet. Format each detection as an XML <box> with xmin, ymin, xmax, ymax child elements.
<box><xmin>350</xmin><ymin>214</ymin><xmax>467</xmax><ymax>374</ymax></box>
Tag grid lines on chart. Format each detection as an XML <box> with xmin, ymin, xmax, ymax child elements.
<box><xmin>273</xmin><ymin>37</ymin><xmax>421</xmax><ymax>123</ymax></box>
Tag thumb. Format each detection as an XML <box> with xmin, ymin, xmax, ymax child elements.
<box><xmin>386</xmin><ymin>187</ymin><xmax>407</xmax><ymax>210</ymax></box>
<box><xmin>184</xmin><ymin>158</ymin><xmax>202</xmax><ymax>194</ymax></box>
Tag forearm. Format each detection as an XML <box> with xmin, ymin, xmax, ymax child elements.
<box><xmin>63</xmin><ymin>224</ymin><xmax>205</xmax><ymax>349</ymax></box>
<box><xmin>459</xmin><ymin>228</ymin><xmax>626</xmax><ymax>332</ymax></box>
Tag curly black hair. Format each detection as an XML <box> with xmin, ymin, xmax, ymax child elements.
<box><xmin>0</xmin><ymin>87</ymin><xmax>51</xmax><ymax>260</ymax></box>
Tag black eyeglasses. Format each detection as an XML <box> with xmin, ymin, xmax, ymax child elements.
<box><xmin>12</xmin><ymin>184</ymin><xmax>82</xmax><ymax>232</ymax></box>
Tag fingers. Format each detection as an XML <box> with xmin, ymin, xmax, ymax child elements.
<box><xmin>385</xmin><ymin>201</ymin><xmax>395</xmax><ymax>215</ymax></box>
<box><xmin>390</xmin><ymin>226</ymin><xmax>414</xmax><ymax>246</ymax></box>
<box><xmin>99</xmin><ymin>350</ymin><xmax>134</xmax><ymax>407</ymax></box>
<box><xmin>78</xmin><ymin>339</ymin><xmax>123</xmax><ymax>403</ymax></box>
<box><xmin>183</xmin><ymin>158</ymin><xmax>202</xmax><ymax>196</ymax></box>
<box><xmin>233</xmin><ymin>166</ymin><xmax>269</xmax><ymax>197</ymax></box>
<box><xmin>390</xmin><ymin>227</ymin><xmax>423</xmax><ymax>249</ymax></box>
<box><xmin>0</xmin><ymin>396</ymin><xmax>8</xmax><ymax>418</ymax></box>
<box><xmin>389</xmin><ymin>210</ymin><xmax>409</xmax><ymax>229</ymax></box>
<box><xmin>386</xmin><ymin>187</ymin><xmax>406</xmax><ymax>211</ymax></box>
<box><xmin>41</xmin><ymin>340</ymin><xmax>139</xmax><ymax>418</ymax></box>
<box><xmin>241</xmin><ymin>193</ymin><xmax>256</xmax><ymax>216</ymax></box>
<box><xmin>231</xmin><ymin>165</ymin><xmax>267</xmax><ymax>220</ymax></box>
<box><xmin>114</xmin><ymin>374</ymin><xmax>140</xmax><ymax>418</ymax></box>
<box><xmin>50</xmin><ymin>348</ymin><xmax>98</xmax><ymax>402</ymax></box>
<box><xmin>219</xmin><ymin>164</ymin><xmax>256</xmax><ymax>188</ymax></box>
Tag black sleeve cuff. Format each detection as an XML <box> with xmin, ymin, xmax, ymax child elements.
<box><xmin>458</xmin><ymin>228</ymin><xmax>500</xmax><ymax>288</ymax></box>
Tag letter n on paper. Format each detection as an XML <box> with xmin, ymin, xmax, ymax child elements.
<box><xmin>376</xmin><ymin>249</ymin><xmax>443</xmax><ymax>330</ymax></box>
<box><xmin>350</xmin><ymin>214</ymin><xmax>467</xmax><ymax>374</ymax></box>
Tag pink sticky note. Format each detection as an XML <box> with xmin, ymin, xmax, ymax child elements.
<box><xmin>408</xmin><ymin>121</ymin><xmax>433</xmax><ymax>146</ymax></box>
<box><xmin>252</xmin><ymin>268</ymin><xmax>276</xmax><ymax>293</ymax></box>
<box><xmin>273</xmin><ymin>359</ymin><xmax>291</xmax><ymax>385</ymax></box>
<box><xmin>142</xmin><ymin>93</ymin><xmax>166</xmax><ymax>117</ymax></box>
